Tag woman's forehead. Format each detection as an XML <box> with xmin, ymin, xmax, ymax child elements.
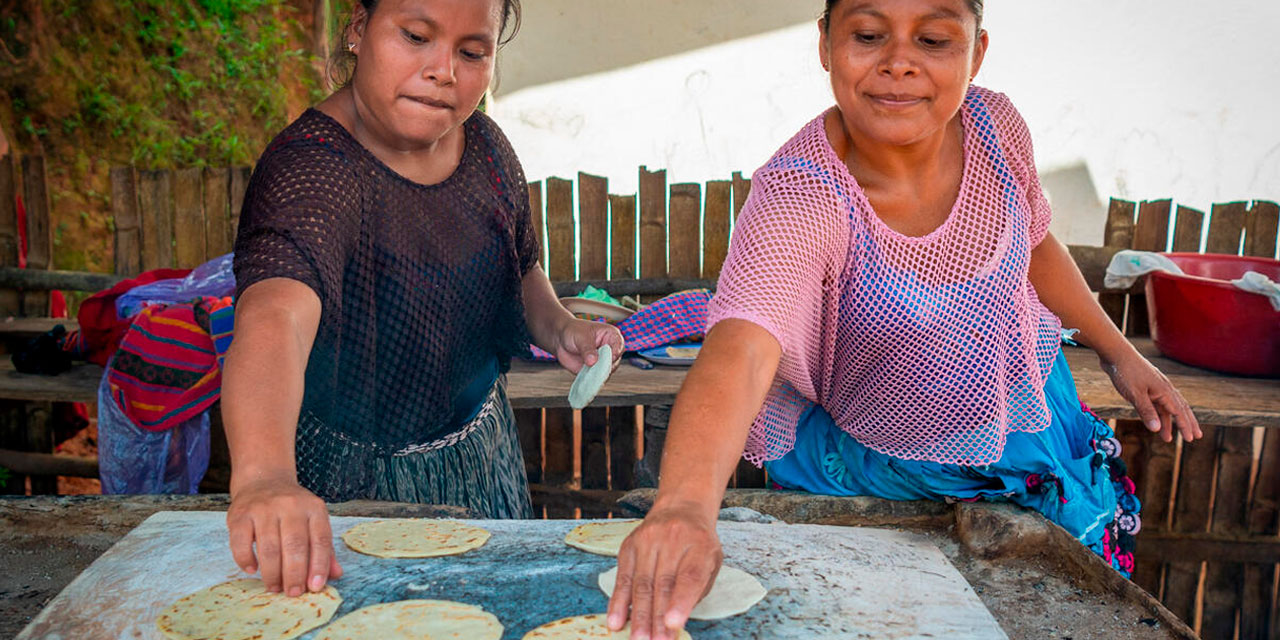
<box><xmin>375</xmin><ymin>0</ymin><xmax>503</xmax><ymax>36</ymax></box>
<box><xmin>833</xmin><ymin>0</ymin><xmax>971</xmax><ymax>24</ymax></box>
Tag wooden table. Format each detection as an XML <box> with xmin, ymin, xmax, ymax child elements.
<box><xmin>0</xmin><ymin>338</ymin><xmax>1274</xmax><ymax>426</ymax></box>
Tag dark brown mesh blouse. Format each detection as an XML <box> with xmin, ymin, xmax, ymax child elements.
<box><xmin>233</xmin><ymin>108</ymin><xmax>539</xmax><ymax>500</ymax></box>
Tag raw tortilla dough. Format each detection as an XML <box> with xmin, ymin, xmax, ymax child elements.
<box><xmin>155</xmin><ymin>578</ymin><xmax>340</xmax><ymax>640</ymax></box>
<box><xmin>341</xmin><ymin>519</ymin><xmax>490</xmax><ymax>558</ymax></box>
<box><xmin>569</xmin><ymin>344</ymin><xmax>614</xmax><ymax>409</ymax></box>
<box><xmin>522</xmin><ymin>613</ymin><xmax>692</xmax><ymax>640</ymax></box>
<box><xmin>598</xmin><ymin>565</ymin><xmax>766</xmax><ymax>620</ymax></box>
<box><xmin>314</xmin><ymin>599</ymin><xmax>502</xmax><ymax>640</ymax></box>
<box><xmin>564</xmin><ymin>519</ymin><xmax>641</xmax><ymax>556</ymax></box>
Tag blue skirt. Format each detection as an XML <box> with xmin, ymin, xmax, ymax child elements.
<box><xmin>764</xmin><ymin>348</ymin><xmax>1140</xmax><ymax>577</ymax></box>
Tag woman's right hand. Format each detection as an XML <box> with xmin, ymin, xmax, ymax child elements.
<box><xmin>606</xmin><ymin>501</ymin><xmax>723</xmax><ymax>640</ymax></box>
<box><xmin>226</xmin><ymin>474</ymin><xmax>342</xmax><ymax>596</ymax></box>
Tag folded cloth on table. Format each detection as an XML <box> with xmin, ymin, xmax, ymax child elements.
<box><xmin>528</xmin><ymin>289</ymin><xmax>711</xmax><ymax>361</ymax></box>
<box><xmin>106</xmin><ymin>296</ymin><xmax>234</xmax><ymax>432</ymax></box>
<box><xmin>1103</xmin><ymin>250</ymin><xmax>1184</xmax><ymax>289</ymax></box>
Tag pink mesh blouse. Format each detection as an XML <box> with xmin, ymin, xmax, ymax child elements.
<box><xmin>709</xmin><ymin>86</ymin><xmax>1063</xmax><ymax>467</ymax></box>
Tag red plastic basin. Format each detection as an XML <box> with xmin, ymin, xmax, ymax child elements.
<box><xmin>1144</xmin><ymin>253</ymin><xmax>1280</xmax><ymax>377</ymax></box>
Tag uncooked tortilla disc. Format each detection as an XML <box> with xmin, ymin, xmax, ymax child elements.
<box><xmin>341</xmin><ymin>519</ymin><xmax>491</xmax><ymax>558</ymax></box>
<box><xmin>156</xmin><ymin>578</ymin><xmax>340</xmax><ymax>640</ymax></box>
<box><xmin>598</xmin><ymin>565</ymin><xmax>766</xmax><ymax>620</ymax></box>
<box><xmin>521</xmin><ymin>613</ymin><xmax>692</xmax><ymax>640</ymax></box>
<box><xmin>314</xmin><ymin>599</ymin><xmax>503</xmax><ymax>640</ymax></box>
<box><xmin>569</xmin><ymin>344</ymin><xmax>614</xmax><ymax>409</ymax></box>
<box><xmin>564</xmin><ymin>519</ymin><xmax>641</xmax><ymax>556</ymax></box>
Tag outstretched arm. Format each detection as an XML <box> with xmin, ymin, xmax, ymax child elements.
<box><xmin>1029</xmin><ymin>232</ymin><xmax>1201</xmax><ymax>443</ymax></box>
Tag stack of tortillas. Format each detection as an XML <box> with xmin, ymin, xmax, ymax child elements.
<box><xmin>341</xmin><ymin>519</ymin><xmax>490</xmax><ymax>558</ymax></box>
<box><xmin>597</xmin><ymin>566</ymin><xmax>766</xmax><ymax>620</ymax></box>
<box><xmin>564</xmin><ymin>520</ymin><xmax>641</xmax><ymax>556</ymax></box>
<box><xmin>522</xmin><ymin>613</ymin><xmax>692</xmax><ymax>640</ymax></box>
<box><xmin>315</xmin><ymin>600</ymin><xmax>503</xmax><ymax>640</ymax></box>
<box><xmin>156</xmin><ymin>578</ymin><xmax>341</xmax><ymax>640</ymax></box>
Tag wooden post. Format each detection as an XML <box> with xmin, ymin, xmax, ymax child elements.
<box><xmin>228</xmin><ymin>166</ymin><xmax>251</xmax><ymax>243</ymax></box>
<box><xmin>703</xmin><ymin>180</ymin><xmax>731</xmax><ymax>281</ymax></box>
<box><xmin>20</xmin><ymin>156</ymin><xmax>51</xmax><ymax>318</ymax></box>
<box><xmin>668</xmin><ymin>183</ymin><xmax>700</xmax><ymax>279</ymax></box>
<box><xmin>137</xmin><ymin>170</ymin><xmax>175</xmax><ymax>271</ymax></box>
<box><xmin>202</xmin><ymin>168</ymin><xmax>232</xmax><ymax>258</ymax></box>
<box><xmin>515</xmin><ymin>408</ymin><xmax>543</xmax><ymax>486</ymax></box>
<box><xmin>639</xmin><ymin>167</ymin><xmax>668</xmax><ymax>283</ymax></box>
<box><xmin>542</xmin><ymin>176</ymin><xmax>576</xmax><ymax>517</ymax></box>
<box><xmin>1163</xmin><ymin>425</ymin><xmax>1219</xmax><ymax>627</ymax></box>
<box><xmin>0</xmin><ymin>154</ymin><xmax>19</xmax><ymax>315</ymax></box>
<box><xmin>1129</xmin><ymin>423</ymin><xmax>1177</xmax><ymax>598</ymax></box>
<box><xmin>172</xmin><ymin>168</ymin><xmax>206</xmax><ymax>268</ymax></box>
<box><xmin>1127</xmin><ymin>199</ymin><xmax>1171</xmax><ymax>336</ymax></box>
<box><xmin>110</xmin><ymin>167</ymin><xmax>142</xmax><ymax>276</ymax></box>
<box><xmin>1172</xmin><ymin>205</ymin><xmax>1205</xmax><ymax>253</ymax></box>
<box><xmin>528</xmin><ymin>181</ymin><xmax>545</xmax><ymax>268</ymax></box>
<box><xmin>1099</xmin><ymin>198</ymin><xmax>1136</xmax><ymax>330</ymax></box>
<box><xmin>1206</xmin><ymin>201</ymin><xmax>1247</xmax><ymax>256</ymax></box>
<box><xmin>545</xmin><ymin>177</ymin><xmax>575</xmax><ymax>282</ymax></box>
<box><xmin>731</xmin><ymin>171</ymin><xmax>751</xmax><ymax>225</ymax></box>
<box><xmin>1239</xmin><ymin>429</ymin><xmax>1280</xmax><ymax>639</ymax></box>
<box><xmin>609</xmin><ymin>195</ymin><xmax>636</xmax><ymax>280</ymax></box>
<box><xmin>1244</xmin><ymin>200</ymin><xmax>1279</xmax><ymax>259</ymax></box>
<box><xmin>578</xmin><ymin>173</ymin><xmax>608</xmax><ymax>286</ymax></box>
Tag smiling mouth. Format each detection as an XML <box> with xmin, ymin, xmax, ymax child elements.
<box><xmin>867</xmin><ymin>93</ymin><xmax>927</xmax><ymax>107</ymax></box>
<box><xmin>406</xmin><ymin>96</ymin><xmax>453</xmax><ymax>110</ymax></box>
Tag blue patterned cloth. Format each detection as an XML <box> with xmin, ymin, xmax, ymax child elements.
<box><xmin>765</xmin><ymin>346</ymin><xmax>1140</xmax><ymax>576</ymax></box>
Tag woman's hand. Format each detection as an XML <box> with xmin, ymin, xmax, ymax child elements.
<box><xmin>226</xmin><ymin>473</ymin><xmax>343</xmax><ymax>596</ymax></box>
<box><xmin>1101</xmin><ymin>351</ymin><xmax>1202</xmax><ymax>443</ymax></box>
<box><xmin>552</xmin><ymin>318</ymin><xmax>624</xmax><ymax>374</ymax></box>
<box><xmin>607</xmin><ymin>502</ymin><xmax>723</xmax><ymax>640</ymax></box>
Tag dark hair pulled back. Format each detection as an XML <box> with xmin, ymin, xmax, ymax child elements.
<box><xmin>821</xmin><ymin>0</ymin><xmax>983</xmax><ymax>32</ymax></box>
<box><xmin>327</xmin><ymin>0</ymin><xmax>522</xmax><ymax>89</ymax></box>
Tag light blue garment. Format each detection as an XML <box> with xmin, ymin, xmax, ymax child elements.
<box><xmin>766</xmin><ymin>348</ymin><xmax>1119</xmax><ymax>552</ymax></box>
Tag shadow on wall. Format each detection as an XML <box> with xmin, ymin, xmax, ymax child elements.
<box><xmin>494</xmin><ymin>0</ymin><xmax>819</xmax><ymax>96</ymax></box>
<box><xmin>1042</xmin><ymin>162</ymin><xmax>1105</xmax><ymax>247</ymax></box>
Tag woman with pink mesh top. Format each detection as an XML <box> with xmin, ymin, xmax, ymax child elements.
<box><xmin>606</xmin><ymin>1</ymin><xmax>1203</xmax><ymax>639</ymax></box>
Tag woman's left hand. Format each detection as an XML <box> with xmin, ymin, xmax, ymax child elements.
<box><xmin>554</xmin><ymin>318</ymin><xmax>624</xmax><ymax>374</ymax></box>
<box><xmin>1101</xmin><ymin>351</ymin><xmax>1202</xmax><ymax>443</ymax></box>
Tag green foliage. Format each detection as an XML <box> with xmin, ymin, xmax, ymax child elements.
<box><xmin>0</xmin><ymin>465</ymin><xmax>10</xmax><ymax>489</ymax></box>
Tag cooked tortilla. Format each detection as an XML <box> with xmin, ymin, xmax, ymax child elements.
<box><xmin>314</xmin><ymin>599</ymin><xmax>502</xmax><ymax>640</ymax></box>
<box><xmin>563</xmin><ymin>520</ymin><xmax>641</xmax><ymax>556</ymax></box>
<box><xmin>341</xmin><ymin>519</ymin><xmax>490</xmax><ymax>558</ymax></box>
<box><xmin>522</xmin><ymin>613</ymin><xmax>692</xmax><ymax>639</ymax></box>
<box><xmin>156</xmin><ymin>578</ymin><xmax>340</xmax><ymax>640</ymax></box>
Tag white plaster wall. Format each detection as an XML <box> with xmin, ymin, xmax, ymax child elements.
<box><xmin>491</xmin><ymin>1</ymin><xmax>1280</xmax><ymax>247</ymax></box>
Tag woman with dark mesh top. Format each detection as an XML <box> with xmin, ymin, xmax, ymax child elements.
<box><xmin>222</xmin><ymin>0</ymin><xmax>623</xmax><ymax>599</ymax></box>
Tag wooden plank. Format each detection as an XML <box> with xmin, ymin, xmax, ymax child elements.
<box><xmin>24</xmin><ymin>402</ymin><xmax>55</xmax><ymax>494</ymax></box>
<box><xmin>514</xmin><ymin>408</ymin><xmax>543</xmax><ymax>485</ymax></box>
<box><xmin>1099</xmin><ymin>198</ymin><xmax>1136</xmax><ymax>329</ymax></box>
<box><xmin>202</xmin><ymin>168</ymin><xmax>231</xmax><ymax>258</ymax></box>
<box><xmin>0</xmin><ymin>401</ymin><xmax>27</xmax><ymax>494</ymax></box>
<box><xmin>1202</xmin><ymin>427</ymin><xmax>1256</xmax><ymax>640</ymax></box>
<box><xmin>227</xmin><ymin>166</ymin><xmax>251</xmax><ymax>242</ymax></box>
<box><xmin>1245</xmin><ymin>200</ymin><xmax>1280</xmax><ymax>259</ymax></box>
<box><xmin>1163</xmin><ymin>424</ymin><xmax>1219</xmax><ymax>625</ymax></box>
<box><xmin>608</xmin><ymin>406</ymin><xmax>637</xmax><ymax>491</ymax></box>
<box><xmin>1129</xmin><ymin>421</ymin><xmax>1176</xmax><ymax>597</ymax></box>
<box><xmin>0</xmin><ymin>155</ymin><xmax>20</xmax><ymax>316</ymax></box>
<box><xmin>1172</xmin><ymin>205</ymin><xmax>1205</xmax><ymax>254</ymax></box>
<box><xmin>639</xmin><ymin>167</ymin><xmax>667</xmax><ymax>280</ymax></box>
<box><xmin>172</xmin><ymin>167</ymin><xmax>206</xmax><ymax>269</ymax></box>
<box><xmin>137</xmin><ymin>170</ymin><xmax>175</xmax><ymax>271</ymax></box>
<box><xmin>580</xmin><ymin>407</ymin><xmax>610</xmax><ymax>517</ymax></box>
<box><xmin>1127</xmin><ymin>199</ymin><xmax>1172</xmax><ymax>336</ymax></box>
<box><xmin>1138</xmin><ymin>532</ymin><xmax>1280</xmax><ymax>564</ymax></box>
<box><xmin>731</xmin><ymin>171</ymin><xmax>751</xmax><ymax>224</ymax></box>
<box><xmin>1206</xmin><ymin>201</ymin><xmax>1248</xmax><ymax>256</ymax></box>
<box><xmin>703</xmin><ymin>180</ymin><xmax>731</xmax><ymax>280</ymax></box>
<box><xmin>21</xmin><ymin>156</ymin><xmax>52</xmax><ymax>318</ymax></box>
<box><xmin>668</xmin><ymin>183</ymin><xmax>701</xmax><ymax>279</ymax></box>
<box><xmin>527</xmin><ymin>181</ymin><xmax>545</xmax><ymax>268</ymax></box>
<box><xmin>577</xmin><ymin>173</ymin><xmax>608</xmax><ymax>281</ymax></box>
<box><xmin>110</xmin><ymin>167</ymin><xmax>142</xmax><ymax>277</ymax></box>
<box><xmin>609</xmin><ymin>195</ymin><xmax>636</xmax><ymax>280</ymax></box>
<box><xmin>541</xmin><ymin>407</ymin><xmax>575</xmax><ymax>518</ymax></box>
<box><xmin>544</xmin><ymin>177</ymin><xmax>575</xmax><ymax>281</ymax></box>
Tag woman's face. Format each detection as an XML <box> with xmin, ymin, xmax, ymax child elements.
<box><xmin>349</xmin><ymin>0</ymin><xmax>502</xmax><ymax>150</ymax></box>
<box><xmin>820</xmin><ymin>0</ymin><xmax>987</xmax><ymax>147</ymax></box>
